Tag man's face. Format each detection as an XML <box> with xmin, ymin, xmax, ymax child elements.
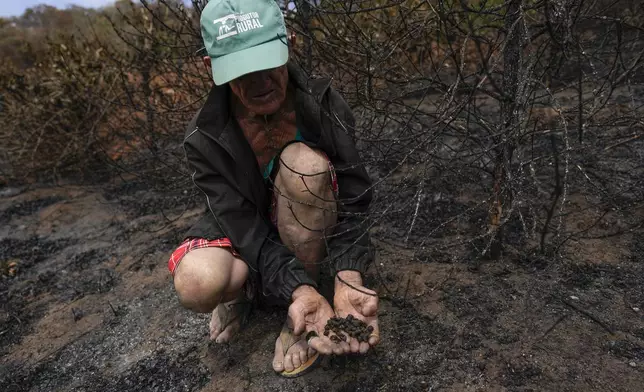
<box><xmin>228</xmin><ymin>65</ymin><xmax>289</xmax><ymax>115</ymax></box>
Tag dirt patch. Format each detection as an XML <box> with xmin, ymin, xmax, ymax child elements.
<box><xmin>0</xmin><ymin>236</ymin><xmax>78</xmax><ymax>353</ymax></box>
<box><xmin>102</xmin><ymin>177</ymin><xmax>201</xmax><ymax>219</ymax></box>
<box><xmin>0</xmin><ymin>175</ymin><xmax>643</xmax><ymax>391</ymax></box>
<box><xmin>1</xmin><ymin>322</ymin><xmax>210</xmax><ymax>392</ymax></box>
<box><xmin>0</xmin><ymin>196</ymin><xmax>63</xmax><ymax>226</ymax></box>
<box><xmin>0</xmin><ymin>236</ymin><xmax>76</xmax><ymax>268</ymax></box>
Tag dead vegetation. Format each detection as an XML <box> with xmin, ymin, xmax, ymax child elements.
<box><xmin>1</xmin><ymin>0</ymin><xmax>643</xmax><ymax>391</ymax></box>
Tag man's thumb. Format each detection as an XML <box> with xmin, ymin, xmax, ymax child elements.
<box><xmin>288</xmin><ymin>304</ymin><xmax>306</xmax><ymax>335</ymax></box>
<box><xmin>360</xmin><ymin>296</ymin><xmax>378</xmax><ymax>317</ymax></box>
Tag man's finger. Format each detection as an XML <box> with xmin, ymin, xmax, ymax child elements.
<box><xmin>349</xmin><ymin>337</ymin><xmax>360</xmax><ymax>353</ymax></box>
<box><xmin>360</xmin><ymin>295</ymin><xmax>379</xmax><ymax>317</ymax></box>
<box><xmin>368</xmin><ymin>318</ymin><xmax>380</xmax><ymax>346</ymax></box>
<box><xmin>332</xmin><ymin>341</ymin><xmax>344</xmax><ymax>355</ymax></box>
<box><xmin>308</xmin><ymin>336</ymin><xmax>333</xmax><ymax>355</ymax></box>
<box><xmin>339</xmin><ymin>340</ymin><xmax>351</xmax><ymax>354</ymax></box>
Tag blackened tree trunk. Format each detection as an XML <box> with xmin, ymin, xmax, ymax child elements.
<box><xmin>487</xmin><ymin>0</ymin><xmax>524</xmax><ymax>259</ymax></box>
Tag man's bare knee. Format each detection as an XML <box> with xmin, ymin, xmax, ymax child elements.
<box><xmin>274</xmin><ymin>144</ymin><xmax>337</xmax><ymax>268</ymax></box>
<box><xmin>173</xmin><ymin>247</ymin><xmax>247</xmax><ymax>313</ymax></box>
<box><xmin>277</xmin><ymin>143</ymin><xmax>331</xmax><ymax>200</ymax></box>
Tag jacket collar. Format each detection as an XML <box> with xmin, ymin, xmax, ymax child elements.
<box><xmin>195</xmin><ymin>61</ymin><xmax>332</xmax><ymax>142</ymax></box>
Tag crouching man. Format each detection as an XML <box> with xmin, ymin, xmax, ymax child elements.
<box><xmin>168</xmin><ymin>0</ymin><xmax>379</xmax><ymax>377</ymax></box>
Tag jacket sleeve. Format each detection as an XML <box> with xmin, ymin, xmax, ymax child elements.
<box><xmin>322</xmin><ymin>87</ymin><xmax>375</xmax><ymax>278</ymax></box>
<box><xmin>183</xmin><ymin>134</ymin><xmax>317</xmax><ymax>304</ymax></box>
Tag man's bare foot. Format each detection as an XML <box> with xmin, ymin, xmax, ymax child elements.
<box><xmin>209</xmin><ymin>299</ymin><xmax>246</xmax><ymax>343</ymax></box>
<box><xmin>272</xmin><ymin>328</ymin><xmax>317</xmax><ymax>373</ymax></box>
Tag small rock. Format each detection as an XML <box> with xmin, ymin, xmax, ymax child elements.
<box><xmin>570</xmin><ymin>296</ymin><xmax>579</xmax><ymax>300</ymax></box>
<box><xmin>633</xmin><ymin>307</ymin><xmax>640</xmax><ymax>312</ymax></box>
<box><xmin>71</xmin><ymin>307</ymin><xmax>84</xmax><ymax>321</ymax></box>
<box><xmin>629</xmin><ymin>362</ymin><xmax>636</xmax><ymax>368</ymax></box>
<box><xmin>0</xmin><ymin>187</ymin><xmax>22</xmax><ymax>197</ymax></box>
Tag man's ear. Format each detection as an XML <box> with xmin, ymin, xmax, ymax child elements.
<box><xmin>202</xmin><ymin>56</ymin><xmax>212</xmax><ymax>70</ymax></box>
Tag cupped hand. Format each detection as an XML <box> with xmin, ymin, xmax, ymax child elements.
<box><xmin>288</xmin><ymin>285</ymin><xmax>348</xmax><ymax>355</ymax></box>
<box><xmin>333</xmin><ymin>271</ymin><xmax>380</xmax><ymax>354</ymax></box>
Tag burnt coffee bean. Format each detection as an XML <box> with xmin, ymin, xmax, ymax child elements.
<box><xmin>325</xmin><ymin>315</ymin><xmax>373</xmax><ymax>344</ymax></box>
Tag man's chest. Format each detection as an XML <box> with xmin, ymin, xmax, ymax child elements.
<box><xmin>236</xmin><ymin>111</ymin><xmax>298</xmax><ymax>169</ymax></box>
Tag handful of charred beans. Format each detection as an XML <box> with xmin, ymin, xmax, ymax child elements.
<box><xmin>324</xmin><ymin>314</ymin><xmax>373</xmax><ymax>343</ymax></box>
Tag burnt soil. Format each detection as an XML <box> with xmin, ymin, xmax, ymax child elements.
<box><xmin>0</xmin><ymin>174</ymin><xmax>642</xmax><ymax>392</ymax></box>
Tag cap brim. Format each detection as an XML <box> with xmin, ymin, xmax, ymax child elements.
<box><xmin>211</xmin><ymin>38</ymin><xmax>289</xmax><ymax>85</ymax></box>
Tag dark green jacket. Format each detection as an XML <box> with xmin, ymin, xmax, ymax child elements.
<box><xmin>182</xmin><ymin>62</ymin><xmax>373</xmax><ymax>306</ymax></box>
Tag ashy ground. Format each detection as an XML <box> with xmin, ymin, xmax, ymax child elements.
<box><xmin>0</xmin><ymin>176</ymin><xmax>642</xmax><ymax>392</ymax></box>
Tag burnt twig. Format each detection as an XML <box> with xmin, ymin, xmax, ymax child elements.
<box><xmin>540</xmin><ymin>134</ymin><xmax>562</xmax><ymax>253</ymax></box>
<box><xmin>108</xmin><ymin>301</ymin><xmax>119</xmax><ymax>317</ymax></box>
<box><xmin>561</xmin><ymin>298</ymin><xmax>614</xmax><ymax>335</ymax></box>
<box><xmin>540</xmin><ymin>314</ymin><xmax>568</xmax><ymax>339</ymax></box>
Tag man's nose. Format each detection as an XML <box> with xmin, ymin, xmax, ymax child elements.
<box><xmin>246</xmin><ymin>70</ymin><xmax>271</xmax><ymax>85</ymax></box>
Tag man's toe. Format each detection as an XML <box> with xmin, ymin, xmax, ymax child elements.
<box><xmin>216</xmin><ymin>324</ymin><xmax>238</xmax><ymax>343</ymax></box>
<box><xmin>283</xmin><ymin>353</ymin><xmax>295</xmax><ymax>372</ymax></box>
<box><xmin>209</xmin><ymin>311</ymin><xmax>221</xmax><ymax>341</ymax></box>
<box><xmin>272</xmin><ymin>338</ymin><xmax>285</xmax><ymax>372</ymax></box>
<box><xmin>272</xmin><ymin>358</ymin><xmax>284</xmax><ymax>372</ymax></box>
<box><xmin>291</xmin><ymin>351</ymin><xmax>302</xmax><ymax>369</ymax></box>
<box><xmin>299</xmin><ymin>348</ymin><xmax>308</xmax><ymax>366</ymax></box>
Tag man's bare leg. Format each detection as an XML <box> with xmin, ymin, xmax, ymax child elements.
<box><xmin>274</xmin><ymin>142</ymin><xmax>338</xmax><ymax>278</ymax></box>
<box><xmin>271</xmin><ymin>142</ymin><xmax>338</xmax><ymax>373</ymax></box>
<box><xmin>173</xmin><ymin>247</ymin><xmax>249</xmax><ymax>343</ymax></box>
<box><xmin>174</xmin><ymin>143</ymin><xmax>337</xmax><ymax>371</ymax></box>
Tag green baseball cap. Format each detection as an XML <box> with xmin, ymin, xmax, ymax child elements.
<box><xmin>200</xmin><ymin>0</ymin><xmax>289</xmax><ymax>85</ymax></box>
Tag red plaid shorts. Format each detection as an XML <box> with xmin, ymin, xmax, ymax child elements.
<box><xmin>167</xmin><ymin>238</ymin><xmax>240</xmax><ymax>276</ymax></box>
<box><xmin>167</xmin><ymin>152</ymin><xmax>338</xmax><ymax>276</ymax></box>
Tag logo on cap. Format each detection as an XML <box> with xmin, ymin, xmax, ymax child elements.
<box><xmin>213</xmin><ymin>12</ymin><xmax>264</xmax><ymax>41</ymax></box>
